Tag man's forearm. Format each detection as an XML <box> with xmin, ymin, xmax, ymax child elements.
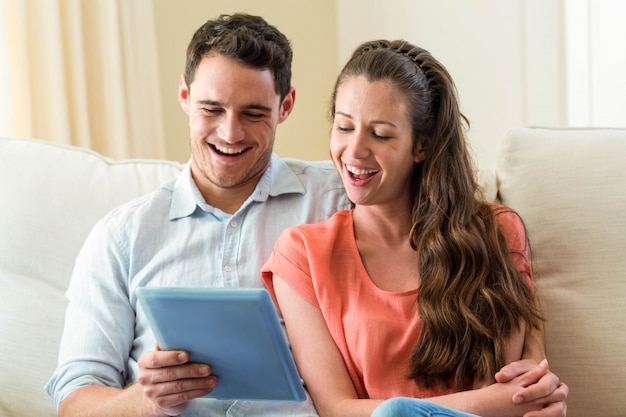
<box><xmin>59</xmin><ymin>384</ymin><xmax>160</xmax><ymax>417</ymax></box>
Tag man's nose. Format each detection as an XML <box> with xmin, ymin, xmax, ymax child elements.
<box><xmin>217</xmin><ymin>114</ymin><xmax>245</xmax><ymax>142</ymax></box>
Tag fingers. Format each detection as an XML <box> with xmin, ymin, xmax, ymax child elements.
<box><xmin>139</xmin><ymin>349</ymin><xmax>189</xmax><ymax>370</ymax></box>
<box><xmin>513</xmin><ymin>359</ymin><xmax>550</xmax><ymax>390</ymax></box>
<box><xmin>139</xmin><ymin>356</ymin><xmax>214</xmax><ymax>386</ymax></box>
<box><xmin>521</xmin><ymin>386</ymin><xmax>568</xmax><ymax>417</ymax></box>
<box><xmin>137</xmin><ymin>349</ymin><xmax>218</xmax><ymax>415</ymax></box>
<box><xmin>494</xmin><ymin>359</ymin><xmax>568</xmax><ymax>417</ymax></box>
<box><xmin>495</xmin><ymin>358</ymin><xmax>540</xmax><ymax>383</ymax></box>
<box><xmin>513</xmin><ymin>373</ymin><xmax>567</xmax><ymax>408</ymax></box>
<box><xmin>143</xmin><ymin>372</ymin><xmax>218</xmax><ymax>414</ymax></box>
<box><xmin>543</xmin><ymin>382</ymin><xmax>568</xmax><ymax>404</ymax></box>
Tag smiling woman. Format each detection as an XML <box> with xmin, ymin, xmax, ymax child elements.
<box><xmin>0</xmin><ymin>0</ymin><xmax>166</xmax><ymax>160</ymax></box>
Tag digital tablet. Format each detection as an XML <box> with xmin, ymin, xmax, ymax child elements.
<box><xmin>136</xmin><ymin>286</ymin><xmax>306</xmax><ymax>402</ymax></box>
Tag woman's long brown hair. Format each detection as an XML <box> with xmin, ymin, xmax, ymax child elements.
<box><xmin>330</xmin><ymin>40</ymin><xmax>544</xmax><ymax>390</ymax></box>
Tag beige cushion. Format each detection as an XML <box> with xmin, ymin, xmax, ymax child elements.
<box><xmin>0</xmin><ymin>137</ymin><xmax>183</xmax><ymax>416</ymax></box>
<box><xmin>477</xmin><ymin>169</ymin><xmax>498</xmax><ymax>203</ymax></box>
<box><xmin>497</xmin><ymin>127</ymin><xmax>626</xmax><ymax>417</ymax></box>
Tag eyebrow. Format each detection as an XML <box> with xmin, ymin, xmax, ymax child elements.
<box><xmin>335</xmin><ymin>111</ymin><xmax>398</xmax><ymax>127</ymax></box>
<box><xmin>198</xmin><ymin>100</ymin><xmax>273</xmax><ymax>113</ymax></box>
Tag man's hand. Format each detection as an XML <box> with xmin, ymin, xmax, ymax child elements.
<box><xmin>137</xmin><ymin>347</ymin><xmax>218</xmax><ymax>416</ymax></box>
<box><xmin>495</xmin><ymin>359</ymin><xmax>568</xmax><ymax>417</ymax></box>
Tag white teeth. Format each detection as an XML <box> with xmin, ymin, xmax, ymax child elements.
<box><xmin>214</xmin><ymin>145</ymin><xmax>246</xmax><ymax>155</ymax></box>
<box><xmin>345</xmin><ymin>164</ymin><xmax>378</xmax><ymax>175</ymax></box>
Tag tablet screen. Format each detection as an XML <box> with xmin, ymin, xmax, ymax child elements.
<box><xmin>136</xmin><ymin>286</ymin><xmax>306</xmax><ymax>402</ymax></box>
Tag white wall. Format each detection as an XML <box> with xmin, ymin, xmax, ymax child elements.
<box><xmin>336</xmin><ymin>0</ymin><xmax>566</xmax><ymax>170</ymax></box>
<box><xmin>566</xmin><ymin>0</ymin><xmax>626</xmax><ymax>127</ymax></box>
<box><xmin>3</xmin><ymin>0</ymin><xmax>623</xmax><ymax>164</ymax></box>
<box><xmin>152</xmin><ymin>0</ymin><xmax>338</xmax><ymax>163</ymax></box>
<box><xmin>127</xmin><ymin>0</ymin><xmax>626</xmax><ymax>165</ymax></box>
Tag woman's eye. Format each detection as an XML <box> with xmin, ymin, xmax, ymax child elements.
<box><xmin>373</xmin><ymin>132</ymin><xmax>391</xmax><ymax>140</ymax></box>
<box><xmin>336</xmin><ymin>125</ymin><xmax>352</xmax><ymax>132</ymax></box>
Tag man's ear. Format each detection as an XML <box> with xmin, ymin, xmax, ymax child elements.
<box><xmin>277</xmin><ymin>87</ymin><xmax>296</xmax><ymax>124</ymax></box>
<box><xmin>178</xmin><ymin>74</ymin><xmax>190</xmax><ymax>115</ymax></box>
<box><xmin>414</xmin><ymin>138</ymin><xmax>428</xmax><ymax>163</ymax></box>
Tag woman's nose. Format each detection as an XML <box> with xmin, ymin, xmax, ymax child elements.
<box><xmin>347</xmin><ymin>130</ymin><xmax>370</xmax><ymax>159</ymax></box>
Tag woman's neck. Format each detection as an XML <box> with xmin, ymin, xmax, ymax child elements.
<box><xmin>352</xmin><ymin>205</ymin><xmax>421</xmax><ymax>292</ymax></box>
<box><xmin>352</xmin><ymin>204</ymin><xmax>413</xmax><ymax>245</ymax></box>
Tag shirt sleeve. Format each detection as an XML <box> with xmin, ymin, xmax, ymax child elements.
<box><xmin>261</xmin><ymin>226</ymin><xmax>320</xmax><ymax>309</ymax></box>
<box><xmin>45</xmin><ymin>215</ymin><xmax>136</xmax><ymax>408</ymax></box>
<box><xmin>493</xmin><ymin>205</ymin><xmax>534</xmax><ymax>291</ymax></box>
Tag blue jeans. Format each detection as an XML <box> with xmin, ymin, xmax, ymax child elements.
<box><xmin>371</xmin><ymin>397</ymin><xmax>480</xmax><ymax>417</ymax></box>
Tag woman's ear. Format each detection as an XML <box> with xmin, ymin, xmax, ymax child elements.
<box><xmin>414</xmin><ymin>138</ymin><xmax>427</xmax><ymax>163</ymax></box>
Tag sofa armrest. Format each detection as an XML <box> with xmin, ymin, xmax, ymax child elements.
<box><xmin>496</xmin><ymin>127</ymin><xmax>626</xmax><ymax>417</ymax></box>
<box><xmin>0</xmin><ymin>137</ymin><xmax>183</xmax><ymax>416</ymax></box>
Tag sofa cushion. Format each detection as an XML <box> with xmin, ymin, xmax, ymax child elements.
<box><xmin>0</xmin><ymin>137</ymin><xmax>183</xmax><ymax>416</ymax></box>
<box><xmin>496</xmin><ymin>127</ymin><xmax>626</xmax><ymax>417</ymax></box>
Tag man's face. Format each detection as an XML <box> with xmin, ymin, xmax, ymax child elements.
<box><xmin>179</xmin><ymin>52</ymin><xmax>294</xmax><ymax>207</ymax></box>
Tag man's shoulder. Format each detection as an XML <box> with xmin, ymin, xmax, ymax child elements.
<box><xmin>282</xmin><ymin>158</ymin><xmax>336</xmax><ymax>173</ymax></box>
<box><xmin>103</xmin><ymin>178</ymin><xmax>176</xmax><ymax>223</ymax></box>
<box><xmin>280</xmin><ymin>158</ymin><xmax>341</xmax><ymax>184</ymax></box>
<box><xmin>279</xmin><ymin>158</ymin><xmax>335</xmax><ymax>176</ymax></box>
<box><xmin>266</xmin><ymin>157</ymin><xmax>349</xmax><ymax>219</ymax></box>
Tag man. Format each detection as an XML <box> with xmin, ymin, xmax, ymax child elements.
<box><xmin>46</xmin><ymin>13</ymin><xmax>566</xmax><ymax>417</ymax></box>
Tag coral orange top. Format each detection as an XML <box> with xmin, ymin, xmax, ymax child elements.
<box><xmin>261</xmin><ymin>207</ymin><xmax>532</xmax><ymax>399</ymax></box>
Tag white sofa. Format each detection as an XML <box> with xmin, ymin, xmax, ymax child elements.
<box><xmin>1</xmin><ymin>128</ymin><xmax>624</xmax><ymax>417</ymax></box>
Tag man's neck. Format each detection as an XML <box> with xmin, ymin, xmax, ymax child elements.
<box><xmin>200</xmin><ymin>181</ymin><xmax>259</xmax><ymax>215</ymax></box>
<box><xmin>189</xmin><ymin>158</ymin><xmax>270</xmax><ymax>214</ymax></box>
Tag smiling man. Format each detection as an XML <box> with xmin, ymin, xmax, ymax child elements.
<box><xmin>182</xmin><ymin>50</ymin><xmax>293</xmax><ymax>214</ymax></box>
<box><xmin>45</xmin><ymin>13</ymin><xmax>349</xmax><ymax>417</ymax></box>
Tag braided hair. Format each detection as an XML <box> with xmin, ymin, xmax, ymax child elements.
<box><xmin>330</xmin><ymin>40</ymin><xmax>543</xmax><ymax>390</ymax></box>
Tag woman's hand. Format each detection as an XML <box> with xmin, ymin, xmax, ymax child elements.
<box><xmin>495</xmin><ymin>359</ymin><xmax>568</xmax><ymax>417</ymax></box>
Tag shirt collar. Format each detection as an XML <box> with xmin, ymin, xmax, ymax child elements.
<box><xmin>169</xmin><ymin>153</ymin><xmax>306</xmax><ymax>220</ymax></box>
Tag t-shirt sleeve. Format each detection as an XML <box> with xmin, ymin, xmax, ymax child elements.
<box><xmin>494</xmin><ymin>205</ymin><xmax>534</xmax><ymax>291</ymax></box>
<box><xmin>261</xmin><ymin>226</ymin><xmax>320</xmax><ymax>308</ymax></box>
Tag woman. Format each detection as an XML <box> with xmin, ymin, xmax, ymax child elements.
<box><xmin>261</xmin><ymin>40</ymin><xmax>566</xmax><ymax>417</ymax></box>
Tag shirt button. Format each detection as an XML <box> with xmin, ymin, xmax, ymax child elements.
<box><xmin>230</xmin><ymin>221</ymin><xmax>238</xmax><ymax>228</ymax></box>
<box><xmin>224</xmin><ymin>265</ymin><xmax>232</xmax><ymax>272</ymax></box>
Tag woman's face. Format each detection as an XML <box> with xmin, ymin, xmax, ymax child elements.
<box><xmin>330</xmin><ymin>75</ymin><xmax>426</xmax><ymax>209</ymax></box>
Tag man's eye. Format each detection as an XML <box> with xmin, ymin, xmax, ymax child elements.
<box><xmin>245</xmin><ymin>113</ymin><xmax>264</xmax><ymax>120</ymax></box>
<box><xmin>202</xmin><ymin>108</ymin><xmax>222</xmax><ymax>115</ymax></box>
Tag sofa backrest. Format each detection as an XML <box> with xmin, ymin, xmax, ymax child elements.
<box><xmin>496</xmin><ymin>127</ymin><xmax>626</xmax><ymax>417</ymax></box>
<box><xmin>0</xmin><ymin>137</ymin><xmax>183</xmax><ymax>416</ymax></box>
<box><xmin>4</xmin><ymin>130</ymin><xmax>623</xmax><ymax>416</ymax></box>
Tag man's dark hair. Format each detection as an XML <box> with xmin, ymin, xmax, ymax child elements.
<box><xmin>185</xmin><ymin>13</ymin><xmax>293</xmax><ymax>99</ymax></box>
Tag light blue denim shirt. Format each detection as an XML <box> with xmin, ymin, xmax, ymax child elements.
<box><xmin>45</xmin><ymin>154</ymin><xmax>349</xmax><ymax>416</ymax></box>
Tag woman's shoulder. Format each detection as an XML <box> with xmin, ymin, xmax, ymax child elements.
<box><xmin>288</xmin><ymin>209</ymin><xmax>352</xmax><ymax>233</ymax></box>
<box><xmin>276</xmin><ymin>210</ymin><xmax>352</xmax><ymax>246</ymax></box>
<box><xmin>269</xmin><ymin>210</ymin><xmax>355</xmax><ymax>278</ymax></box>
<box><xmin>490</xmin><ymin>204</ymin><xmax>524</xmax><ymax>230</ymax></box>
<box><xmin>488</xmin><ymin>204</ymin><xmax>528</xmax><ymax>256</ymax></box>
